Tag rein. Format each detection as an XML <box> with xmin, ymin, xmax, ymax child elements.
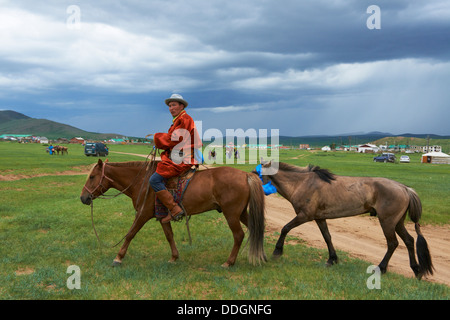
<box><xmin>87</xmin><ymin>147</ymin><xmax>157</xmax><ymax>248</ymax></box>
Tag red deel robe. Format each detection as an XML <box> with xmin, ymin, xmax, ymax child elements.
<box><xmin>154</xmin><ymin>110</ymin><xmax>202</xmax><ymax>178</ymax></box>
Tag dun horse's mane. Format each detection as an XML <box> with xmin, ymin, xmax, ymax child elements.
<box><xmin>278</xmin><ymin>162</ymin><xmax>336</xmax><ymax>184</ymax></box>
<box><xmin>278</xmin><ymin>162</ymin><xmax>309</xmax><ymax>173</ymax></box>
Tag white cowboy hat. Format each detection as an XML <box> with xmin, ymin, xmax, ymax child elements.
<box><xmin>165</xmin><ymin>94</ymin><xmax>188</xmax><ymax>107</ymax></box>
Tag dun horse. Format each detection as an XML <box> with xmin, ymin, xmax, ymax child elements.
<box><xmin>80</xmin><ymin>159</ymin><xmax>266</xmax><ymax>267</ymax></box>
<box><xmin>258</xmin><ymin>161</ymin><xmax>433</xmax><ymax>279</ymax></box>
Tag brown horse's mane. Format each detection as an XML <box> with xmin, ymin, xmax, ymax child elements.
<box><xmin>106</xmin><ymin>161</ymin><xmax>153</xmax><ymax>168</ymax></box>
<box><xmin>87</xmin><ymin>161</ymin><xmax>152</xmax><ymax>181</ymax></box>
<box><xmin>278</xmin><ymin>162</ymin><xmax>336</xmax><ymax>184</ymax></box>
<box><xmin>104</xmin><ymin>159</ymin><xmax>161</xmax><ymax>168</ymax></box>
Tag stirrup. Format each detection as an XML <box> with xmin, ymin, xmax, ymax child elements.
<box><xmin>161</xmin><ymin>210</ymin><xmax>184</xmax><ymax>223</ymax></box>
<box><xmin>171</xmin><ymin>210</ymin><xmax>185</xmax><ymax>222</ymax></box>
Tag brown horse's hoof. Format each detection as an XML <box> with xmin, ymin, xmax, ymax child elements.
<box><xmin>112</xmin><ymin>260</ymin><xmax>122</xmax><ymax>267</ymax></box>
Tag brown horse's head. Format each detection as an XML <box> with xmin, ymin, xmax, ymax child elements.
<box><xmin>80</xmin><ymin>159</ymin><xmax>113</xmax><ymax>205</ymax></box>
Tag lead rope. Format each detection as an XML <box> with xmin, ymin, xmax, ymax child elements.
<box><xmin>90</xmin><ymin>201</ymin><xmax>108</xmax><ymax>249</ymax></box>
<box><xmin>176</xmin><ymin>202</ymin><xmax>191</xmax><ymax>245</ymax></box>
<box><xmin>91</xmin><ymin>198</ymin><xmax>133</xmax><ymax>249</ymax></box>
<box><xmin>180</xmin><ymin>158</ymin><xmax>210</xmax><ymax>243</ymax></box>
<box><xmin>89</xmin><ymin>144</ymin><xmax>195</xmax><ymax>248</ymax></box>
<box><xmin>90</xmin><ymin>145</ymin><xmax>157</xmax><ymax>249</ymax></box>
<box><xmin>111</xmin><ymin>146</ymin><xmax>157</xmax><ymax>248</ymax></box>
<box><xmin>177</xmin><ymin>166</ymin><xmax>197</xmax><ymax>245</ymax></box>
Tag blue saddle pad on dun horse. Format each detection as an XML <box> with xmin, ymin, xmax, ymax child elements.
<box><xmin>155</xmin><ymin>169</ymin><xmax>196</xmax><ymax>219</ymax></box>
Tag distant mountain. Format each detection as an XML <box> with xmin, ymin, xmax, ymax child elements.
<box><xmin>0</xmin><ymin>110</ymin><xmax>125</xmax><ymax>140</ymax></box>
<box><xmin>278</xmin><ymin>133</ymin><xmax>450</xmax><ymax>148</ymax></box>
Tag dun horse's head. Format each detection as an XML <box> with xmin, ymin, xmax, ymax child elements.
<box><xmin>251</xmin><ymin>158</ymin><xmax>279</xmax><ymax>184</ymax></box>
<box><xmin>261</xmin><ymin>160</ymin><xmax>279</xmax><ymax>179</ymax></box>
<box><xmin>80</xmin><ymin>159</ymin><xmax>113</xmax><ymax>205</ymax></box>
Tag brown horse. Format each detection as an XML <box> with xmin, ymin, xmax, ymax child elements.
<box><xmin>80</xmin><ymin>159</ymin><xmax>266</xmax><ymax>267</ymax></box>
<box><xmin>258</xmin><ymin>161</ymin><xmax>433</xmax><ymax>279</ymax></box>
<box><xmin>53</xmin><ymin>145</ymin><xmax>68</xmax><ymax>155</ymax></box>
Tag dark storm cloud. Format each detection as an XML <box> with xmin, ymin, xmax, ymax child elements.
<box><xmin>0</xmin><ymin>0</ymin><xmax>449</xmax><ymax>136</ymax></box>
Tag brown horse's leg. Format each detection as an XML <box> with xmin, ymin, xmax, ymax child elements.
<box><xmin>395</xmin><ymin>216</ymin><xmax>421</xmax><ymax>277</ymax></box>
<box><xmin>112</xmin><ymin>211</ymin><xmax>152</xmax><ymax>266</ymax></box>
<box><xmin>239</xmin><ymin>208</ymin><xmax>249</xmax><ymax>227</ymax></box>
<box><xmin>378</xmin><ymin>220</ymin><xmax>399</xmax><ymax>274</ymax></box>
<box><xmin>222</xmin><ymin>212</ymin><xmax>245</xmax><ymax>267</ymax></box>
<box><xmin>315</xmin><ymin>219</ymin><xmax>338</xmax><ymax>266</ymax></box>
<box><xmin>160</xmin><ymin>222</ymin><xmax>179</xmax><ymax>262</ymax></box>
<box><xmin>273</xmin><ymin>212</ymin><xmax>309</xmax><ymax>258</ymax></box>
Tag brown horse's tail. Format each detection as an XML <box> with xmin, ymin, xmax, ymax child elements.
<box><xmin>246</xmin><ymin>173</ymin><xmax>267</xmax><ymax>265</ymax></box>
<box><xmin>406</xmin><ymin>187</ymin><xmax>434</xmax><ymax>277</ymax></box>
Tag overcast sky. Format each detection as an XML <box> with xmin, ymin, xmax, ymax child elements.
<box><xmin>1</xmin><ymin>0</ymin><xmax>449</xmax><ymax>138</ymax></box>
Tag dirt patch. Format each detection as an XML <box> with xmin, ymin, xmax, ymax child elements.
<box><xmin>264</xmin><ymin>194</ymin><xmax>450</xmax><ymax>287</ymax></box>
<box><xmin>15</xmin><ymin>267</ymin><xmax>35</xmax><ymax>276</ymax></box>
<box><xmin>0</xmin><ymin>166</ymin><xmax>91</xmax><ymax>181</ymax></box>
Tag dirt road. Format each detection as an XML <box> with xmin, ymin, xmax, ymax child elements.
<box><xmin>264</xmin><ymin>194</ymin><xmax>450</xmax><ymax>286</ymax></box>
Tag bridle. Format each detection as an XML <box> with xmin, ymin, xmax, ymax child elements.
<box><xmin>83</xmin><ymin>162</ymin><xmax>115</xmax><ymax>197</ymax></box>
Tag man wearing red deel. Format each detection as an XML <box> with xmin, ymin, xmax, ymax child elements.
<box><xmin>149</xmin><ymin>94</ymin><xmax>202</xmax><ymax>223</ymax></box>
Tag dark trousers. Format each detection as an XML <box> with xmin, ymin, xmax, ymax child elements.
<box><xmin>149</xmin><ymin>172</ymin><xmax>167</xmax><ymax>192</ymax></box>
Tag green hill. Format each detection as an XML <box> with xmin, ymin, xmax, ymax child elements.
<box><xmin>1</xmin><ymin>110</ymin><xmax>449</xmax><ymax>151</ymax></box>
<box><xmin>371</xmin><ymin>136</ymin><xmax>450</xmax><ymax>153</ymax></box>
<box><xmin>0</xmin><ymin>110</ymin><xmax>125</xmax><ymax>140</ymax></box>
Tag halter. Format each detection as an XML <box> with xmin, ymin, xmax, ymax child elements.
<box><xmin>83</xmin><ymin>163</ymin><xmax>115</xmax><ymax>196</ymax></box>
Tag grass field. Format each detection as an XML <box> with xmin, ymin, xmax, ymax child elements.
<box><xmin>0</xmin><ymin>141</ymin><xmax>449</xmax><ymax>300</ymax></box>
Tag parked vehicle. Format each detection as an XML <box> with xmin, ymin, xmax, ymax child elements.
<box><xmin>373</xmin><ymin>153</ymin><xmax>396</xmax><ymax>163</ymax></box>
<box><xmin>85</xmin><ymin>142</ymin><xmax>109</xmax><ymax>157</ymax></box>
<box><xmin>400</xmin><ymin>155</ymin><xmax>410</xmax><ymax>163</ymax></box>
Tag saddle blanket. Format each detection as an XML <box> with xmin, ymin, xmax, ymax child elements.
<box><xmin>155</xmin><ymin>169</ymin><xmax>195</xmax><ymax>218</ymax></box>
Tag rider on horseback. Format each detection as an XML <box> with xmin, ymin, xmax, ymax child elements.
<box><xmin>149</xmin><ymin>94</ymin><xmax>202</xmax><ymax>223</ymax></box>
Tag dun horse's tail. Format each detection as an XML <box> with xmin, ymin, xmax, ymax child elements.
<box><xmin>246</xmin><ymin>173</ymin><xmax>267</xmax><ymax>265</ymax></box>
<box><xmin>406</xmin><ymin>187</ymin><xmax>434</xmax><ymax>277</ymax></box>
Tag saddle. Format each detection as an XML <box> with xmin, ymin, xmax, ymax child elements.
<box><xmin>155</xmin><ymin>168</ymin><xmax>196</xmax><ymax>219</ymax></box>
